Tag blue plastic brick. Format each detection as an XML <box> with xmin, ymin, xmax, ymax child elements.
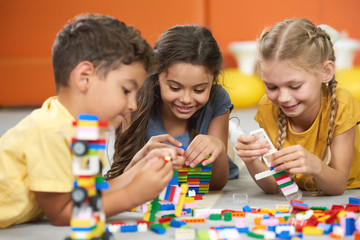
<box><xmin>242</xmin><ymin>205</ymin><xmax>252</xmax><ymax>212</ymax></box>
<box><xmin>345</xmin><ymin>217</ymin><xmax>356</xmax><ymax>236</ymax></box>
<box><xmin>151</xmin><ymin>226</ymin><xmax>166</xmax><ymax>235</ymax></box>
<box><xmin>170</xmin><ymin>220</ymin><xmax>186</xmax><ymax>228</ymax></box>
<box><xmin>349</xmin><ymin>197</ymin><xmax>360</xmax><ymax>205</ymax></box>
<box><xmin>236</xmin><ymin>227</ymin><xmax>249</xmax><ymax>233</ymax></box>
<box><xmin>120</xmin><ymin>225</ymin><xmax>137</xmax><ymax>232</ymax></box>
<box><xmin>78</xmin><ymin>114</ymin><xmax>98</xmax><ymax>121</ymax></box>
<box><xmin>317</xmin><ymin>223</ymin><xmax>333</xmax><ymax>234</ymax></box>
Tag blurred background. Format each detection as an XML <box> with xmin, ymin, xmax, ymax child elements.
<box><xmin>1</xmin><ymin>0</ymin><xmax>360</xmax><ymax>135</ymax></box>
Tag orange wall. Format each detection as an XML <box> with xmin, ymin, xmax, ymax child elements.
<box><xmin>1</xmin><ymin>0</ymin><xmax>359</xmax><ymax>106</ymax></box>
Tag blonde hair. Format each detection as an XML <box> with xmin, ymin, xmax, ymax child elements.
<box><xmin>257</xmin><ymin>19</ymin><xmax>338</xmax><ymax>190</ymax></box>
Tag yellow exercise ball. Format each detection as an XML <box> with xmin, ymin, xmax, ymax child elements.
<box><xmin>221</xmin><ymin>68</ymin><xmax>265</xmax><ymax>109</ymax></box>
<box><xmin>336</xmin><ymin>67</ymin><xmax>360</xmax><ymax>102</ymax></box>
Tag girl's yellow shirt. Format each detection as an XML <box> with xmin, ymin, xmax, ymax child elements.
<box><xmin>255</xmin><ymin>87</ymin><xmax>360</xmax><ymax>191</ymax></box>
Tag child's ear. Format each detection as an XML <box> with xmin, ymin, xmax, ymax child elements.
<box><xmin>321</xmin><ymin>60</ymin><xmax>335</xmax><ymax>84</ymax></box>
<box><xmin>73</xmin><ymin>61</ymin><xmax>95</xmax><ymax>92</ymax></box>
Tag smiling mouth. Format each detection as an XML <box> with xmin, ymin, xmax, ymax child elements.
<box><xmin>281</xmin><ymin>103</ymin><xmax>299</xmax><ymax>111</ymax></box>
<box><xmin>175</xmin><ymin>105</ymin><xmax>194</xmax><ymax>113</ymax></box>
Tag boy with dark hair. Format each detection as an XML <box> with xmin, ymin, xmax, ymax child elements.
<box><xmin>0</xmin><ymin>13</ymin><xmax>182</xmax><ymax>228</ymax></box>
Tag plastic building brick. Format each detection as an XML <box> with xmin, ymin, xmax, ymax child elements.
<box><xmin>174</xmin><ymin>228</ymin><xmax>196</xmax><ymax>240</ymax></box>
<box><xmin>137</xmin><ymin>223</ymin><xmax>148</xmax><ymax>232</ymax></box>
<box><xmin>158</xmin><ymin>216</ymin><xmax>173</xmax><ymax>224</ymax></box>
<box><xmin>302</xmin><ymin>226</ymin><xmax>324</xmax><ymax>235</ymax></box>
<box><xmin>170</xmin><ymin>220</ymin><xmax>187</xmax><ymax>228</ymax></box>
<box><xmin>179</xmin><ymin>217</ymin><xmax>205</xmax><ymax>223</ymax></box>
<box><xmin>349</xmin><ymin>197</ymin><xmax>360</xmax><ymax>205</ymax></box>
<box><xmin>150</xmin><ymin>224</ymin><xmax>166</xmax><ymax>235</ymax></box>
<box><xmin>65</xmin><ymin>113</ymin><xmax>112</xmax><ymax>240</ymax></box>
<box><xmin>175</xmin><ymin>184</ymin><xmax>189</xmax><ymax>217</ymax></box>
<box><xmin>149</xmin><ymin>196</ymin><xmax>160</xmax><ymax>222</ymax></box>
<box><xmin>250</xmin><ymin>128</ymin><xmax>277</xmax><ymax>167</ymax></box>
<box><xmin>255</xmin><ymin>168</ymin><xmax>276</xmax><ymax>180</ymax></box>
<box><xmin>120</xmin><ymin>225</ymin><xmax>137</xmax><ymax>233</ymax></box>
<box><xmin>177</xmin><ymin>150</ymin><xmax>213</xmax><ymax>194</ymax></box>
<box><xmin>250</xmin><ymin>128</ymin><xmax>302</xmax><ymax>200</ymax></box>
<box><xmin>209</xmin><ymin>213</ymin><xmax>222</xmax><ymax>220</ymax></box>
<box><xmin>243</xmin><ymin>205</ymin><xmax>252</xmax><ymax>212</ymax></box>
<box><xmin>317</xmin><ymin>223</ymin><xmax>333</xmax><ymax>234</ymax></box>
<box><xmin>345</xmin><ymin>204</ymin><xmax>360</xmax><ymax>212</ymax></box>
<box><xmin>247</xmin><ymin>231</ymin><xmax>265</xmax><ymax>239</ymax></box>
<box><xmin>223</xmin><ymin>212</ymin><xmax>232</xmax><ymax>221</ymax></box>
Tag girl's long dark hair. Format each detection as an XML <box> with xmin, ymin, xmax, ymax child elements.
<box><xmin>105</xmin><ymin>25</ymin><xmax>223</xmax><ymax>179</ymax></box>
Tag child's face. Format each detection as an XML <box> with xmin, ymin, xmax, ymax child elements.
<box><xmin>260</xmin><ymin>60</ymin><xmax>323</xmax><ymax>125</ymax></box>
<box><xmin>158</xmin><ymin>62</ymin><xmax>213</xmax><ymax>121</ymax></box>
<box><xmin>86</xmin><ymin>61</ymin><xmax>146</xmax><ymax>129</ymax></box>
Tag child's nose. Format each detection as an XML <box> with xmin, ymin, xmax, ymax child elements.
<box><xmin>180</xmin><ymin>91</ymin><xmax>193</xmax><ymax>103</ymax></box>
<box><xmin>128</xmin><ymin>96</ymin><xmax>137</xmax><ymax>112</ymax></box>
<box><xmin>278</xmin><ymin>89</ymin><xmax>291</xmax><ymax>103</ymax></box>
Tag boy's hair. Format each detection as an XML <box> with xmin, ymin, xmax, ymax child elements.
<box><xmin>52</xmin><ymin>13</ymin><xmax>157</xmax><ymax>92</ymax></box>
<box><xmin>257</xmin><ymin>19</ymin><xmax>337</xmax><ymax>176</ymax></box>
<box><xmin>106</xmin><ymin>25</ymin><xmax>223</xmax><ymax>179</ymax></box>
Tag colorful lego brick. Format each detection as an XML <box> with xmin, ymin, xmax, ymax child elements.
<box><xmin>349</xmin><ymin>197</ymin><xmax>360</xmax><ymax>205</ymax></box>
<box><xmin>209</xmin><ymin>214</ymin><xmax>222</xmax><ymax>220</ymax></box>
<box><xmin>120</xmin><ymin>225</ymin><xmax>137</xmax><ymax>232</ymax></box>
<box><xmin>149</xmin><ymin>196</ymin><xmax>160</xmax><ymax>222</ymax></box>
<box><xmin>223</xmin><ymin>212</ymin><xmax>232</xmax><ymax>221</ymax></box>
<box><xmin>317</xmin><ymin>223</ymin><xmax>333</xmax><ymax>234</ymax></box>
<box><xmin>302</xmin><ymin>226</ymin><xmax>323</xmax><ymax>235</ymax></box>
<box><xmin>243</xmin><ymin>205</ymin><xmax>252</xmax><ymax>212</ymax></box>
<box><xmin>170</xmin><ymin>220</ymin><xmax>187</xmax><ymax>228</ymax></box>
<box><xmin>255</xmin><ymin>169</ymin><xmax>277</xmax><ymax>180</ymax></box>
<box><xmin>175</xmin><ymin>184</ymin><xmax>189</xmax><ymax>217</ymax></box>
<box><xmin>180</xmin><ymin>217</ymin><xmax>205</xmax><ymax>224</ymax></box>
<box><xmin>175</xmin><ymin>228</ymin><xmax>196</xmax><ymax>240</ymax></box>
<box><xmin>150</xmin><ymin>224</ymin><xmax>166</xmax><ymax>235</ymax></box>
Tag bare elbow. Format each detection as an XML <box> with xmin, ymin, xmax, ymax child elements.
<box><xmin>323</xmin><ymin>187</ymin><xmax>346</xmax><ymax>196</ymax></box>
<box><xmin>210</xmin><ymin>179</ymin><xmax>228</xmax><ymax>191</ymax></box>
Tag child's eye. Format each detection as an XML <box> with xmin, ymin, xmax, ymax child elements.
<box><xmin>290</xmin><ymin>85</ymin><xmax>301</xmax><ymax>90</ymax></box>
<box><xmin>194</xmin><ymin>89</ymin><xmax>205</xmax><ymax>93</ymax></box>
<box><xmin>123</xmin><ymin>87</ymin><xmax>130</xmax><ymax>95</ymax></box>
<box><xmin>169</xmin><ymin>86</ymin><xmax>180</xmax><ymax>91</ymax></box>
<box><xmin>266</xmin><ymin>85</ymin><xmax>277</xmax><ymax>91</ymax></box>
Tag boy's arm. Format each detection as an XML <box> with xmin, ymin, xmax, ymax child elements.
<box><xmin>34</xmin><ymin>192</ymin><xmax>73</xmax><ymax>226</ymax></box>
<box><xmin>35</xmin><ymin>156</ymin><xmax>173</xmax><ymax>226</ymax></box>
<box><xmin>103</xmin><ymin>158</ymin><xmax>173</xmax><ymax>216</ymax></box>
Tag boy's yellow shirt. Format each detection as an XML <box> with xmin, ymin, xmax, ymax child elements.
<box><xmin>255</xmin><ymin>87</ymin><xmax>360</xmax><ymax>191</ymax></box>
<box><xmin>0</xmin><ymin>97</ymin><xmax>75</xmax><ymax>228</ymax></box>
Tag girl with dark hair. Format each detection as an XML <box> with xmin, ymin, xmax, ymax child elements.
<box><xmin>106</xmin><ymin>25</ymin><xmax>238</xmax><ymax>190</ymax></box>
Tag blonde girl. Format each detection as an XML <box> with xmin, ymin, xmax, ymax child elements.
<box><xmin>235</xmin><ymin>19</ymin><xmax>360</xmax><ymax>195</ymax></box>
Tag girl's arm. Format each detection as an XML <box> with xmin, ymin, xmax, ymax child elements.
<box><xmin>235</xmin><ymin>134</ymin><xmax>280</xmax><ymax>193</ymax></box>
<box><xmin>185</xmin><ymin>110</ymin><xmax>230</xmax><ymax>190</ymax></box>
<box><xmin>313</xmin><ymin>126</ymin><xmax>355</xmax><ymax>195</ymax></box>
<box><xmin>271</xmin><ymin>126</ymin><xmax>356</xmax><ymax>195</ymax></box>
<box><xmin>207</xmin><ymin>110</ymin><xmax>230</xmax><ymax>190</ymax></box>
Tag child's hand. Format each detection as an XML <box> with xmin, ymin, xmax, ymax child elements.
<box><xmin>141</xmin><ymin>147</ymin><xmax>185</xmax><ymax>171</ymax></box>
<box><xmin>127</xmin><ymin>157</ymin><xmax>173</xmax><ymax>205</ymax></box>
<box><xmin>127</xmin><ymin>134</ymin><xmax>185</xmax><ymax>171</ymax></box>
<box><xmin>270</xmin><ymin>145</ymin><xmax>321</xmax><ymax>175</ymax></box>
<box><xmin>235</xmin><ymin>135</ymin><xmax>270</xmax><ymax>162</ymax></box>
<box><xmin>184</xmin><ymin>134</ymin><xmax>224</xmax><ymax>168</ymax></box>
